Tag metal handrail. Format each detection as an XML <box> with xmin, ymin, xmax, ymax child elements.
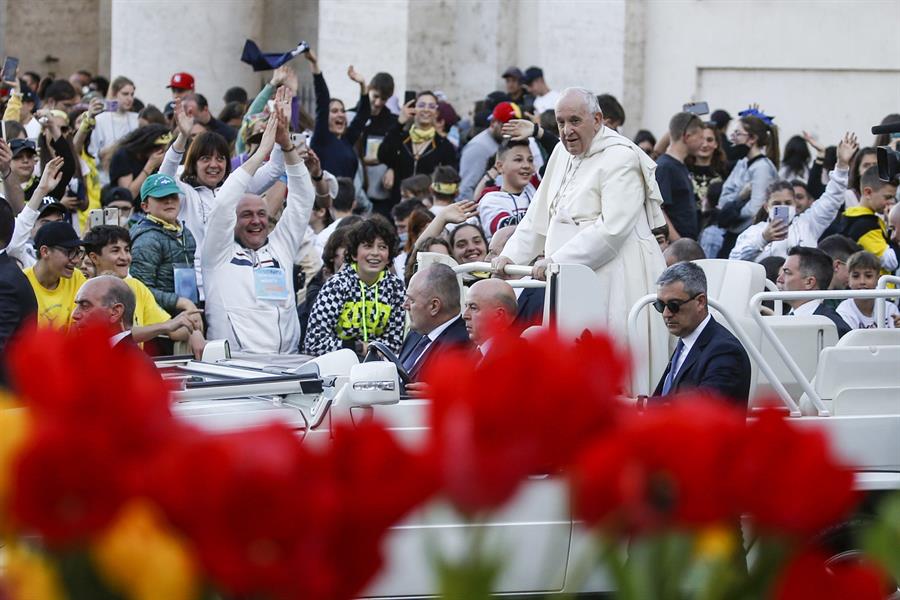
<box><xmin>763</xmin><ymin>279</ymin><xmax>783</xmax><ymax>315</ymax></box>
<box><xmin>455</xmin><ymin>261</ymin><xmax>537</xmax><ymax>278</ymax></box>
<box><xmin>874</xmin><ymin>275</ymin><xmax>900</xmax><ymax>328</ymax></box>
<box><xmin>749</xmin><ymin>288</ymin><xmax>900</xmax><ymax>416</ymax></box>
<box><xmin>627</xmin><ymin>295</ymin><xmax>801</xmax><ymax>415</ymax></box>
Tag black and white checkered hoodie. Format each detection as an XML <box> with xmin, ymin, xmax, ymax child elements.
<box><xmin>303</xmin><ymin>263</ymin><xmax>405</xmax><ymax>356</ymax></box>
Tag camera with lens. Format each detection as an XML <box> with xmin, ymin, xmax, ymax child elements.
<box><xmin>872</xmin><ymin>121</ymin><xmax>900</xmax><ymax>181</ymax></box>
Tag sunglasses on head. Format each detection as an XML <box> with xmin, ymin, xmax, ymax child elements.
<box><xmin>653</xmin><ymin>293</ymin><xmax>701</xmax><ymax>314</ymax></box>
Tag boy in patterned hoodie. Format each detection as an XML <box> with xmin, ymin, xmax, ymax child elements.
<box><xmin>304</xmin><ymin>215</ymin><xmax>405</xmax><ymax>357</ymax></box>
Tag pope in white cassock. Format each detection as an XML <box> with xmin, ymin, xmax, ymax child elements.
<box><xmin>492</xmin><ymin>88</ymin><xmax>669</xmax><ymax>394</ymax></box>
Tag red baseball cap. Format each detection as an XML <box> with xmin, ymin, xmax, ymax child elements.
<box><xmin>490</xmin><ymin>101</ymin><xmax>523</xmax><ymax>124</ymax></box>
<box><xmin>167</xmin><ymin>72</ymin><xmax>195</xmax><ymax>91</ymax></box>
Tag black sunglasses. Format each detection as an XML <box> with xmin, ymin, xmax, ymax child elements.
<box><xmin>653</xmin><ymin>293</ymin><xmax>701</xmax><ymax>314</ymax></box>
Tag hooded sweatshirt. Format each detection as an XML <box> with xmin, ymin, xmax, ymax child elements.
<box><xmin>303</xmin><ymin>263</ymin><xmax>405</xmax><ymax>356</ymax></box>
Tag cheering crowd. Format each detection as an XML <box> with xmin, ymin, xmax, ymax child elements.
<box><xmin>0</xmin><ymin>49</ymin><xmax>898</xmax><ymax>397</ymax></box>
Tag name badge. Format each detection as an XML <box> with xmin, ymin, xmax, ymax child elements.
<box><xmin>254</xmin><ymin>266</ymin><xmax>290</xmax><ymax>301</ymax></box>
<box><xmin>173</xmin><ymin>264</ymin><xmax>199</xmax><ymax>304</ymax></box>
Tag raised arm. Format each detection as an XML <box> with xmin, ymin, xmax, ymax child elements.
<box><xmin>304</xmin><ymin>49</ymin><xmax>332</xmax><ymax>144</ymax></box>
<box><xmin>344</xmin><ymin>65</ymin><xmax>370</xmax><ymax>145</ymax></box>
<box><xmin>74</xmin><ymin>98</ymin><xmax>104</xmax><ymax>157</ymax></box>
<box><xmin>160</xmin><ymin>97</ymin><xmax>195</xmax><ymax>179</ymax></box>
<box><xmin>269</xmin><ymin>88</ymin><xmax>315</xmax><ymax>259</ymax></box>
<box><xmin>0</xmin><ymin>139</ymin><xmax>25</xmax><ymax>213</ymax></box>
<box><xmin>7</xmin><ymin>157</ymin><xmax>64</xmax><ymax>265</ymax></box>
<box><xmin>202</xmin><ymin>96</ymin><xmax>280</xmax><ymax>269</ymax></box>
<box><xmin>804</xmin><ymin>132</ymin><xmax>855</xmax><ymax>238</ymax></box>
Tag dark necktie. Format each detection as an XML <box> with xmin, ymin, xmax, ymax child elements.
<box><xmin>401</xmin><ymin>334</ymin><xmax>431</xmax><ymax>372</ymax></box>
<box><xmin>662</xmin><ymin>339</ymin><xmax>685</xmax><ymax>395</ymax></box>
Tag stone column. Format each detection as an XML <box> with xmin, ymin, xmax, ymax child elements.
<box><xmin>110</xmin><ymin>0</ymin><xmax>264</xmax><ymax>113</ymax></box>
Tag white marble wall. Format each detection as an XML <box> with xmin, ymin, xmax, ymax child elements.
<box><xmin>102</xmin><ymin>0</ymin><xmax>900</xmax><ymax>148</ymax></box>
<box><xmin>641</xmin><ymin>0</ymin><xmax>900</xmax><ymax>147</ymax></box>
<box><xmin>110</xmin><ymin>0</ymin><xmax>264</xmax><ymax>113</ymax></box>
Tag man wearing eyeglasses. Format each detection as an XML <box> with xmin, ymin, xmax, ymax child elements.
<box><xmin>649</xmin><ymin>262</ymin><xmax>751</xmax><ymax>406</ymax></box>
<box><xmin>23</xmin><ymin>221</ymin><xmax>87</xmax><ymax>328</ymax></box>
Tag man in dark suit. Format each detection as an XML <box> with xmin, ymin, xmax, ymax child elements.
<box><xmin>651</xmin><ymin>262</ymin><xmax>751</xmax><ymax>406</ymax></box>
<box><xmin>0</xmin><ymin>199</ymin><xmax>38</xmax><ymax>386</ymax></box>
<box><xmin>399</xmin><ymin>264</ymin><xmax>471</xmax><ymax>390</ymax></box>
<box><xmin>777</xmin><ymin>246</ymin><xmax>851</xmax><ymax>338</ymax></box>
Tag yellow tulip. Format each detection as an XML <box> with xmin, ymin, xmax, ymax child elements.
<box><xmin>0</xmin><ymin>400</ymin><xmax>30</xmax><ymax>535</ymax></box>
<box><xmin>93</xmin><ymin>500</ymin><xmax>199</xmax><ymax>600</ymax></box>
<box><xmin>694</xmin><ymin>525</ymin><xmax>738</xmax><ymax>561</ymax></box>
<box><xmin>3</xmin><ymin>542</ymin><xmax>67</xmax><ymax>600</ymax></box>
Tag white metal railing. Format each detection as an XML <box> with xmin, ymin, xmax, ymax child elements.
<box><xmin>763</xmin><ymin>279</ymin><xmax>783</xmax><ymax>315</ymax></box>
<box><xmin>749</xmin><ymin>289</ymin><xmax>900</xmax><ymax>416</ymax></box>
<box><xmin>874</xmin><ymin>275</ymin><xmax>900</xmax><ymax>328</ymax></box>
<box><xmin>627</xmin><ymin>295</ymin><xmax>801</xmax><ymax>415</ymax></box>
<box><xmin>453</xmin><ymin>261</ymin><xmax>546</xmax><ymax>288</ymax></box>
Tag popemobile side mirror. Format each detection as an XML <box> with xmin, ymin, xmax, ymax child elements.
<box><xmin>347</xmin><ymin>361</ymin><xmax>400</xmax><ymax>407</ymax></box>
<box><xmin>200</xmin><ymin>339</ymin><xmax>230</xmax><ymax>363</ymax></box>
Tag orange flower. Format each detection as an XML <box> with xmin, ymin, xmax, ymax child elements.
<box><xmin>2</xmin><ymin>542</ymin><xmax>66</xmax><ymax>600</ymax></box>
<box><xmin>93</xmin><ymin>500</ymin><xmax>198</xmax><ymax>600</ymax></box>
<box><xmin>0</xmin><ymin>398</ymin><xmax>29</xmax><ymax>535</ymax></box>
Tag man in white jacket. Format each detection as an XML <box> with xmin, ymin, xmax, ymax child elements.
<box><xmin>202</xmin><ymin>90</ymin><xmax>314</xmax><ymax>354</ymax></box>
<box><xmin>491</xmin><ymin>87</ymin><xmax>669</xmax><ymax>394</ymax></box>
<box><xmin>729</xmin><ymin>133</ymin><xmax>857</xmax><ymax>263</ymax></box>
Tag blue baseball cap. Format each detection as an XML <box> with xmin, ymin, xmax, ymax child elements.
<box><xmin>140</xmin><ymin>173</ymin><xmax>180</xmax><ymax>201</ymax></box>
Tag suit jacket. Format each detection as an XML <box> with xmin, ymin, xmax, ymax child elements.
<box><xmin>653</xmin><ymin>316</ymin><xmax>751</xmax><ymax>406</ymax></box>
<box><xmin>514</xmin><ymin>287</ymin><xmax>544</xmax><ymax>334</ymax></box>
<box><xmin>813</xmin><ymin>303</ymin><xmax>852</xmax><ymax>339</ymax></box>
<box><xmin>398</xmin><ymin>316</ymin><xmax>472</xmax><ymax>380</ymax></box>
<box><xmin>0</xmin><ymin>251</ymin><xmax>38</xmax><ymax>386</ymax></box>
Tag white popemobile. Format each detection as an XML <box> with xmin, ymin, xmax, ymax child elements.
<box><xmin>160</xmin><ymin>255</ymin><xmax>900</xmax><ymax>597</ymax></box>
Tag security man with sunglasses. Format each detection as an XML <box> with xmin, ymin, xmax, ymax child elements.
<box><xmin>649</xmin><ymin>261</ymin><xmax>751</xmax><ymax>406</ymax></box>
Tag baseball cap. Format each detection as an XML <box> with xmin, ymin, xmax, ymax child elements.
<box><xmin>101</xmin><ymin>186</ymin><xmax>134</xmax><ymax>208</ymax></box>
<box><xmin>37</xmin><ymin>197</ymin><xmax>68</xmax><ymax>220</ymax></box>
<box><xmin>501</xmin><ymin>67</ymin><xmax>524</xmax><ymax>81</ymax></box>
<box><xmin>9</xmin><ymin>138</ymin><xmax>37</xmax><ymax>158</ymax></box>
<box><xmin>140</xmin><ymin>173</ymin><xmax>181</xmax><ymax>201</ymax></box>
<box><xmin>523</xmin><ymin>66</ymin><xmax>544</xmax><ymax>85</ymax></box>
<box><xmin>20</xmin><ymin>88</ymin><xmax>39</xmax><ymax>104</ymax></box>
<box><xmin>490</xmin><ymin>101</ymin><xmax>523</xmax><ymax>124</ymax></box>
<box><xmin>167</xmin><ymin>72</ymin><xmax>195</xmax><ymax>91</ymax></box>
<box><xmin>34</xmin><ymin>221</ymin><xmax>83</xmax><ymax>250</ymax></box>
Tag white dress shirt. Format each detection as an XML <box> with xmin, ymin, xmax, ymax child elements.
<box><xmin>409</xmin><ymin>315</ymin><xmax>459</xmax><ymax>369</ymax></box>
<box><xmin>789</xmin><ymin>300</ymin><xmax>821</xmax><ymax>316</ymax></box>
<box><xmin>673</xmin><ymin>313</ymin><xmax>712</xmax><ymax>376</ymax></box>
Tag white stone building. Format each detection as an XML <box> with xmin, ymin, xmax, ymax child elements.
<box><xmin>2</xmin><ymin>0</ymin><xmax>898</xmax><ymax>146</ymax></box>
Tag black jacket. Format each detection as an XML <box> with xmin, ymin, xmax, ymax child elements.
<box><xmin>0</xmin><ymin>251</ymin><xmax>38</xmax><ymax>386</ymax></box>
<box><xmin>377</xmin><ymin>121</ymin><xmax>458</xmax><ymax>206</ymax></box>
<box><xmin>653</xmin><ymin>316</ymin><xmax>751</xmax><ymax>407</ymax></box>
<box><xmin>514</xmin><ymin>287</ymin><xmax>544</xmax><ymax>334</ymax></box>
<box><xmin>813</xmin><ymin>302</ymin><xmax>852</xmax><ymax>338</ymax></box>
<box><xmin>398</xmin><ymin>316</ymin><xmax>471</xmax><ymax>380</ymax></box>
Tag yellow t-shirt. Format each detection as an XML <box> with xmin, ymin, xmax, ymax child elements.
<box><xmin>125</xmin><ymin>276</ymin><xmax>170</xmax><ymax>327</ymax></box>
<box><xmin>24</xmin><ymin>267</ymin><xmax>87</xmax><ymax>329</ymax></box>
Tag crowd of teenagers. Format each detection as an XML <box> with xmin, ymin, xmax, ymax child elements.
<box><xmin>0</xmin><ymin>51</ymin><xmax>898</xmax><ymax>383</ymax></box>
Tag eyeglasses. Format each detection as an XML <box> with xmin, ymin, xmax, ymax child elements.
<box><xmin>653</xmin><ymin>293</ymin><xmax>701</xmax><ymax>314</ymax></box>
<box><xmin>416</xmin><ymin>102</ymin><xmax>438</xmax><ymax>109</ymax></box>
<box><xmin>53</xmin><ymin>246</ymin><xmax>85</xmax><ymax>260</ymax></box>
